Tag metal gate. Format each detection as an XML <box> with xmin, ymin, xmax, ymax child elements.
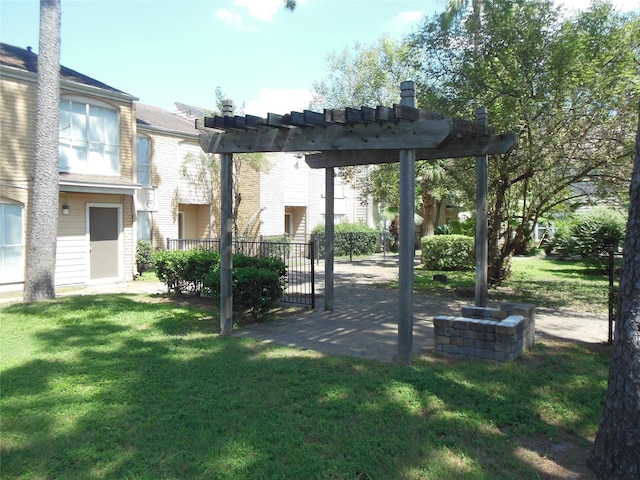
<box><xmin>166</xmin><ymin>237</ymin><xmax>315</xmax><ymax>308</ymax></box>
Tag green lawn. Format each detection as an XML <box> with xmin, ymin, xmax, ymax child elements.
<box><xmin>1</xmin><ymin>292</ymin><xmax>609</xmax><ymax>479</ymax></box>
<box><xmin>413</xmin><ymin>257</ymin><xmax>611</xmax><ymax>313</ymax></box>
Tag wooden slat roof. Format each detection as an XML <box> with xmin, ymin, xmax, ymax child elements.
<box><xmin>197</xmin><ymin>105</ymin><xmax>517</xmax><ymax>167</ymax></box>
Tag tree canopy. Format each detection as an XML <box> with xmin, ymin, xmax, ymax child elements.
<box><xmin>410</xmin><ymin>0</ymin><xmax>639</xmax><ymax>283</ymax></box>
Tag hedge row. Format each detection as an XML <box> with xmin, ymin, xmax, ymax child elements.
<box><xmin>421</xmin><ymin>234</ymin><xmax>475</xmax><ymax>271</ymax></box>
<box><xmin>152</xmin><ymin>249</ymin><xmax>286</xmax><ymax>318</ymax></box>
<box><xmin>312</xmin><ymin>223</ymin><xmax>378</xmax><ymax>257</ymax></box>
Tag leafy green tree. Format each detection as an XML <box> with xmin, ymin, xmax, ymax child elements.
<box><xmin>24</xmin><ymin>0</ymin><xmax>61</xmax><ymax>302</ymax></box>
<box><xmin>311</xmin><ymin>37</ymin><xmax>457</xmax><ymax>236</ymax></box>
<box><xmin>409</xmin><ymin>0</ymin><xmax>639</xmax><ymax>284</ymax></box>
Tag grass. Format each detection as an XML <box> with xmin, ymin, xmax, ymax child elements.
<box><xmin>413</xmin><ymin>257</ymin><xmax>612</xmax><ymax>313</ymax></box>
<box><xmin>1</xmin><ymin>293</ymin><xmax>610</xmax><ymax>479</ymax></box>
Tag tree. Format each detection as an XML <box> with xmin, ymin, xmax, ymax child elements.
<box><xmin>410</xmin><ymin>0</ymin><xmax>639</xmax><ymax>284</ymax></box>
<box><xmin>185</xmin><ymin>88</ymin><xmax>270</xmax><ymax>241</ymax></box>
<box><xmin>589</xmin><ymin>103</ymin><xmax>640</xmax><ymax>479</ymax></box>
<box><xmin>24</xmin><ymin>0</ymin><xmax>61</xmax><ymax>302</ymax></box>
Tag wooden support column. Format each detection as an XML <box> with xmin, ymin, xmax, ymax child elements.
<box><xmin>475</xmin><ymin>106</ymin><xmax>488</xmax><ymax>307</ymax></box>
<box><xmin>324</xmin><ymin>167</ymin><xmax>335</xmax><ymax>311</ymax></box>
<box><xmin>220</xmin><ymin>99</ymin><xmax>234</xmax><ymax>334</ymax></box>
<box><xmin>398</xmin><ymin>81</ymin><xmax>416</xmax><ymax>364</ymax></box>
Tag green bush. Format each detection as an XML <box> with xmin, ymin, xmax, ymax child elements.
<box><xmin>152</xmin><ymin>249</ymin><xmax>219</xmax><ymax>294</ymax></box>
<box><xmin>547</xmin><ymin>207</ymin><xmax>625</xmax><ymax>271</ymax></box>
<box><xmin>544</xmin><ymin>218</ymin><xmax>577</xmax><ymax>257</ymax></box>
<box><xmin>573</xmin><ymin>207</ymin><xmax>625</xmax><ymax>271</ymax></box>
<box><xmin>153</xmin><ymin>249</ymin><xmax>287</xmax><ymax>318</ymax></box>
<box><xmin>312</xmin><ymin>222</ymin><xmax>378</xmax><ymax>257</ymax></box>
<box><xmin>136</xmin><ymin>240</ymin><xmax>153</xmax><ymax>273</ymax></box>
<box><xmin>203</xmin><ymin>254</ymin><xmax>287</xmax><ymax>318</ymax></box>
<box><xmin>421</xmin><ymin>234</ymin><xmax>475</xmax><ymax>271</ymax></box>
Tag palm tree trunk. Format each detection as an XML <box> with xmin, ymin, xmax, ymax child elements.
<box><xmin>24</xmin><ymin>0</ymin><xmax>61</xmax><ymax>302</ymax></box>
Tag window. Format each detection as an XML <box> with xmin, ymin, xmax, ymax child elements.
<box><xmin>59</xmin><ymin>99</ymin><xmax>120</xmax><ymax>174</ymax></box>
<box><xmin>136</xmin><ymin>135</ymin><xmax>151</xmax><ymax>186</ymax></box>
<box><xmin>137</xmin><ymin>211</ymin><xmax>152</xmax><ymax>241</ymax></box>
<box><xmin>0</xmin><ymin>201</ymin><xmax>24</xmax><ymax>283</ymax></box>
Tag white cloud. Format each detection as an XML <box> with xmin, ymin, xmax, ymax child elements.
<box><xmin>216</xmin><ymin>0</ymin><xmax>303</xmax><ymax>31</ymax></box>
<box><xmin>244</xmin><ymin>88</ymin><xmax>315</xmax><ymax>117</ymax></box>
<box><xmin>389</xmin><ymin>10</ymin><xmax>424</xmax><ymax>36</ymax></box>
<box><xmin>215</xmin><ymin>8</ymin><xmax>255</xmax><ymax>32</ymax></box>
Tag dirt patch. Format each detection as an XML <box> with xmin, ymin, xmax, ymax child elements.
<box><xmin>515</xmin><ymin>433</ymin><xmax>595</xmax><ymax>479</ymax></box>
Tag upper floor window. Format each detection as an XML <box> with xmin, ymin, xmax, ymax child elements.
<box><xmin>59</xmin><ymin>99</ymin><xmax>120</xmax><ymax>175</ymax></box>
<box><xmin>136</xmin><ymin>135</ymin><xmax>151</xmax><ymax>186</ymax></box>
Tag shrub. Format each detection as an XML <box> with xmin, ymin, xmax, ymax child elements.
<box><xmin>421</xmin><ymin>234</ymin><xmax>474</xmax><ymax>271</ymax></box>
<box><xmin>153</xmin><ymin>249</ymin><xmax>287</xmax><ymax>318</ymax></box>
<box><xmin>136</xmin><ymin>240</ymin><xmax>153</xmax><ymax>273</ymax></box>
<box><xmin>203</xmin><ymin>254</ymin><xmax>287</xmax><ymax>318</ymax></box>
<box><xmin>544</xmin><ymin>218</ymin><xmax>577</xmax><ymax>257</ymax></box>
<box><xmin>312</xmin><ymin>222</ymin><xmax>378</xmax><ymax>257</ymax></box>
<box><xmin>546</xmin><ymin>207</ymin><xmax>625</xmax><ymax>271</ymax></box>
<box><xmin>572</xmin><ymin>207</ymin><xmax>625</xmax><ymax>271</ymax></box>
<box><xmin>152</xmin><ymin>249</ymin><xmax>219</xmax><ymax>294</ymax></box>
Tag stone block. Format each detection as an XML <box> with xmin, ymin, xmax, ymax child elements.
<box><xmin>496</xmin><ymin>333</ymin><xmax>517</xmax><ymax>345</ymax></box>
<box><xmin>434</xmin><ymin>335</ymin><xmax>450</xmax><ymax>345</ymax></box>
<box><xmin>462</xmin><ymin>306</ymin><xmax>499</xmax><ymax>319</ymax></box>
<box><xmin>440</xmin><ymin>344</ymin><xmax>460</xmax><ymax>354</ymax></box>
<box><xmin>494</xmin><ymin>341</ymin><xmax>516</xmax><ymax>353</ymax></box>
<box><xmin>460</xmin><ymin>329</ymin><xmax>477</xmax><ymax>339</ymax></box>
<box><xmin>451</xmin><ymin>336</ymin><xmax>468</xmax><ymax>346</ymax></box>
<box><xmin>477</xmin><ymin>349</ymin><xmax>495</xmax><ymax>360</ymax></box>
<box><xmin>477</xmin><ymin>331</ymin><xmax>496</xmax><ymax>342</ymax></box>
<box><xmin>496</xmin><ymin>324</ymin><xmax>517</xmax><ymax>335</ymax></box>
<box><xmin>493</xmin><ymin>351</ymin><xmax>517</xmax><ymax>362</ymax></box>
<box><xmin>460</xmin><ymin>346</ymin><xmax>477</xmax><ymax>357</ymax></box>
<box><xmin>434</xmin><ymin>316</ymin><xmax>454</xmax><ymax>328</ymax></box>
<box><xmin>453</xmin><ymin>318</ymin><xmax>470</xmax><ymax>330</ymax></box>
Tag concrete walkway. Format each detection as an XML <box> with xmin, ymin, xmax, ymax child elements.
<box><xmin>1</xmin><ymin>253</ymin><xmax>612</xmax><ymax>362</ymax></box>
<box><xmin>231</xmin><ymin>254</ymin><xmax>612</xmax><ymax>362</ymax></box>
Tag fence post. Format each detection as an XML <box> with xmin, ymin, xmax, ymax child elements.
<box><xmin>608</xmin><ymin>249</ymin><xmax>614</xmax><ymax>344</ymax></box>
<box><xmin>349</xmin><ymin>232</ymin><xmax>353</xmax><ymax>262</ymax></box>
<box><xmin>310</xmin><ymin>240</ymin><xmax>316</xmax><ymax>309</ymax></box>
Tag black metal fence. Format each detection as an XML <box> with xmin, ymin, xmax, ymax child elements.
<box><xmin>166</xmin><ymin>237</ymin><xmax>315</xmax><ymax>308</ymax></box>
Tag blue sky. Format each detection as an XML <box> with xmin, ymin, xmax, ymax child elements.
<box><xmin>1</xmin><ymin>0</ymin><xmax>637</xmax><ymax>117</ymax></box>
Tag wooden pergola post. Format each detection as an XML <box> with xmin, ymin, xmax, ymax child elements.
<box><xmin>398</xmin><ymin>80</ymin><xmax>416</xmax><ymax>364</ymax></box>
<box><xmin>220</xmin><ymin>99</ymin><xmax>234</xmax><ymax>334</ymax></box>
<box><xmin>324</xmin><ymin>167</ymin><xmax>335</xmax><ymax>311</ymax></box>
<box><xmin>475</xmin><ymin>106</ymin><xmax>488</xmax><ymax>307</ymax></box>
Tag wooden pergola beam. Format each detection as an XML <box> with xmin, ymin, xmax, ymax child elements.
<box><xmin>199</xmin><ymin>119</ymin><xmax>455</xmax><ymax>154</ymax></box>
<box><xmin>304</xmin><ymin>133</ymin><xmax>517</xmax><ymax>169</ymax></box>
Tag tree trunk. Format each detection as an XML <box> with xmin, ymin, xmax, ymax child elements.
<box><xmin>589</xmin><ymin>104</ymin><xmax>640</xmax><ymax>478</ymax></box>
<box><xmin>24</xmin><ymin>0</ymin><xmax>61</xmax><ymax>302</ymax></box>
<box><xmin>421</xmin><ymin>179</ymin><xmax>436</xmax><ymax>237</ymax></box>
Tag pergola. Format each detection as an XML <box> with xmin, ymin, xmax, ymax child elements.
<box><xmin>198</xmin><ymin>81</ymin><xmax>517</xmax><ymax>363</ymax></box>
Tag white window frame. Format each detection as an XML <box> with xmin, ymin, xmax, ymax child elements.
<box><xmin>136</xmin><ymin>134</ymin><xmax>151</xmax><ymax>186</ymax></box>
<box><xmin>59</xmin><ymin>97</ymin><xmax>120</xmax><ymax>175</ymax></box>
<box><xmin>137</xmin><ymin>211</ymin><xmax>152</xmax><ymax>241</ymax></box>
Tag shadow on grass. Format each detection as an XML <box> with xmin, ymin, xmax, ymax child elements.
<box><xmin>1</xmin><ymin>295</ymin><xmax>607</xmax><ymax>479</ymax></box>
